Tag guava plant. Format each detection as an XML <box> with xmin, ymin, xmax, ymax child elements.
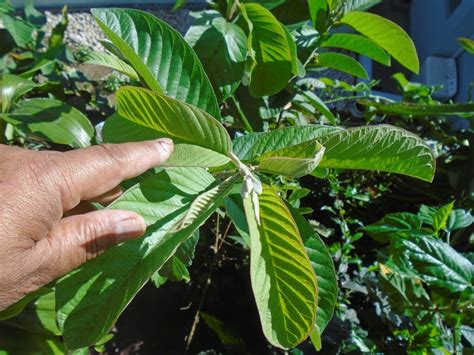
<box><xmin>0</xmin><ymin>3</ymin><xmax>96</xmax><ymax>147</ymax></box>
<box><xmin>47</xmin><ymin>3</ymin><xmax>438</xmax><ymax>351</ymax></box>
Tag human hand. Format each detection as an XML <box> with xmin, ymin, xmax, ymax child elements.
<box><xmin>0</xmin><ymin>139</ymin><xmax>173</xmax><ymax>310</ymax></box>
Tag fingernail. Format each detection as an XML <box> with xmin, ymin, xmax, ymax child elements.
<box><xmin>114</xmin><ymin>217</ymin><xmax>146</xmax><ymax>242</ymax></box>
<box><xmin>156</xmin><ymin>138</ymin><xmax>173</xmax><ymax>153</ymax></box>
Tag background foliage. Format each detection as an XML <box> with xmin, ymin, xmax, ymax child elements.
<box><xmin>0</xmin><ymin>0</ymin><xmax>473</xmax><ymax>353</ymax></box>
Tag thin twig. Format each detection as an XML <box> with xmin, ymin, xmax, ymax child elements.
<box><xmin>323</xmin><ymin>95</ymin><xmax>369</xmax><ymax>105</ymax></box>
<box><xmin>230</xmin><ymin>95</ymin><xmax>254</xmax><ymax>133</ymax></box>
<box><xmin>184</xmin><ymin>218</ymin><xmax>232</xmax><ymax>353</ymax></box>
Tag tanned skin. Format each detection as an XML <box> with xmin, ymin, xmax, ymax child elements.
<box><xmin>0</xmin><ymin>138</ymin><xmax>173</xmax><ymax>310</ymax></box>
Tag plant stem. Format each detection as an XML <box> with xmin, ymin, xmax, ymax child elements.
<box><xmin>453</xmin><ymin>326</ymin><xmax>458</xmax><ymax>354</ymax></box>
<box><xmin>446</xmin><ymin>232</ymin><xmax>451</xmax><ymax>245</ymax></box>
<box><xmin>323</xmin><ymin>95</ymin><xmax>369</xmax><ymax>104</ymax></box>
<box><xmin>184</xmin><ymin>217</ymin><xmax>232</xmax><ymax>353</ymax></box>
<box><xmin>229</xmin><ymin>151</ymin><xmax>251</xmax><ymax>175</ymax></box>
<box><xmin>0</xmin><ymin>120</ymin><xmax>6</xmax><ymax>144</ymax></box>
<box><xmin>231</xmin><ymin>95</ymin><xmax>254</xmax><ymax>133</ymax></box>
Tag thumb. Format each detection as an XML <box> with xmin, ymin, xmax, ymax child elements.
<box><xmin>35</xmin><ymin>210</ymin><xmax>146</xmax><ymax>277</ymax></box>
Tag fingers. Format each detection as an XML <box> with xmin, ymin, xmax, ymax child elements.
<box><xmin>63</xmin><ymin>201</ymin><xmax>96</xmax><ymax>217</ymax></box>
<box><xmin>55</xmin><ymin>139</ymin><xmax>173</xmax><ymax>210</ymax></box>
<box><xmin>63</xmin><ymin>186</ymin><xmax>123</xmax><ymax>217</ymax></box>
<box><xmin>89</xmin><ymin>185</ymin><xmax>123</xmax><ymax>205</ymax></box>
<box><xmin>34</xmin><ymin>209</ymin><xmax>146</xmax><ymax>277</ymax></box>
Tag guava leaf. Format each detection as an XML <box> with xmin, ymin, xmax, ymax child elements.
<box><xmin>239</xmin><ymin>3</ymin><xmax>298</xmax><ymax>97</ymax></box>
<box><xmin>56</xmin><ymin>168</ymin><xmax>237</xmax><ymax>349</ymax></box>
<box><xmin>321</xmin><ymin>33</ymin><xmax>390</xmax><ymax>65</ymax></box>
<box><xmin>102</xmin><ymin>114</ymin><xmax>230</xmax><ymax>168</ymax></box>
<box><xmin>84</xmin><ymin>51</ymin><xmax>138</xmax><ymax>80</ymax></box>
<box><xmin>340</xmin><ymin>11</ymin><xmax>419</xmax><ymax>73</ymax></box>
<box><xmin>243</xmin><ymin>185</ymin><xmax>317</xmax><ymax>349</ymax></box>
<box><xmin>91</xmin><ymin>8</ymin><xmax>220</xmax><ymax>118</ymax></box>
<box><xmin>258</xmin><ymin>140</ymin><xmax>325</xmax><ymax>178</ymax></box>
<box><xmin>232</xmin><ymin>125</ymin><xmax>341</xmax><ymax>162</ymax></box>
<box><xmin>290</xmin><ymin>207</ymin><xmax>337</xmax><ymax>342</ymax></box>
<box><xmin>316</xmin><ymin>52</ymin><xmax>369</xmax><ymax>79</ymax></box>
<box><xmin>1</xmin><ymin>98</ymin><xmax>94</xmax><ymax>148</ymax></box>
<box><xmin>1</xmin><ymin>74</ymin><xmax>38</xmax><ymax>113</ymax></box>
<box><xmin>185</xmin><ymin>13</ymin><xmax>248</xmax><ymax>102</ymax></box>
<box><xmin>116</xmin><ymin>86</ymin><xmax>232</xmax><ymax>157</ymax></box>
<box><xmin>360</xmin><ymin>100</ymin><xmax>474</xmax><ymax>118</ymax></box>
<box><xmin>317</xmin><ymin>125</ymin><xmax>435</xmax><ymax>182</ymax></box>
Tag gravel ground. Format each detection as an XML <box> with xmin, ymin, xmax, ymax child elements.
<box><xmin>45</xmin><ymin>8</ymin><xmax>195</xmax><ymax>52</ymax></box>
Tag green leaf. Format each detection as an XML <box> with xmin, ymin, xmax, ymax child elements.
<box><xmin>48</xmin><ymin>5</ymin><xmax>68</xmax><ymax>48</ymax></box>
<box><xmin>24</xmin><ymin>0</ymin><xmax>46</xmax><ymax>28</ymax></box>
<box><xmin>0</xmin><ymin>288</ymin><xmax>50</xmax><ymax>321</ymax></box>
<box><xmin>0</xmin><ymin>0</ymin><xmax>14</xmax><ymax>15</ymax></box>
<box><xmin>321</xmin><ymin>33</ymin><xmax>390</xmax><ymax>65</ymax></box>
<box><xmin>316</xmin><ymin>52</ymin><xmax>369</xmax><ymax>79</ymax></box>
<box><xmin>242</xmin><ymin>0</ymin><xmax>287</xmax><ymax>10</ymax></box>
<box><xmin>419</xmin><ymin>204</ymin><xmax>473</xmax><ymax>233</ymax></box>
<box><xmin>392</xmin><ymin>237</ymin><xmax>474</xmax><ymax>294</ymax></box>
<box><xmin>224</xmin><ymin>194</ymin><xmax>251</xmax><ymax>247</ymax></box>
<box><xmin>1</xmin><ymin>98</ymin><xmax>94</xmax><ymax>148</ymax></box>
<box><xmin>2</xmin><ymin>290</ymin><xmax>60</xmax><ymax>336</ymax></box>
<box><xmin>84</xmin><ymin>51</ymin><xmax>138</xmax><ymax>80</ymax></box>
<box><xmin>0</xmin><ymin>324</ymin><xmax>65</xmax><ymax>354</ymax></box>
<box><xmin>239</xmin><ymin>3</ymin><xmax>298</xmax><ymax>97</ymax></box>
<box><xmin>233</xmin><ymin>125</ymin><xmax>341</xmax><ymax>162</ymax></box>
<box><xmin>365</xmin><ymin>212</ymin><xmax>426</xmax><ymax>242</ymax></box>
<box><xmin>290</xmin><ymin>207</ymin><xmax>337</xmax><ymax>339</ymax></box>
<box><xmin>172</xmin><ymin>0</ymin><xmax>187</xmax><ymax>11</ymax></box>
<box><xmin>378</xmin><ymin>266</ymin><xmax>431</xmax><ymax>321</ymax></box>
<box><xmin>1</xmin><ymin>13</ymin><xmax>35</xmax><ymax>47</ymax></box>
<box><xmin>360</xmin><ymin>100</ymin><xmax>474</xmax><ymax>117</ymax></box>
<box><xmin>458</xmin><ymin>37</ymin><xmax>474</xmax><ymax>55</ymax></box>
<box><xmin>91</xmin><ymin>8</ymin><xmax>220</xmax><ymax>118</ymax></box>
<box><xmin>232</xmin><ymin>84</ymin><xmax>288</xmax><ymax>128</ymax></box>
<box><xmin>342</xmin><ymin>0</ymin><xmax>382</xmax><ymax>13</ymax></box>
<box><xmin>447</xmin><ymin>209</ymin><xmax>473</xmax><ymax>232</ymax></box>
<box><xmin>308</xmin><ymin>0</ymin><xmax>327</xmax><ymax>33</ymax></box>
<box><xmin>154</xmin><ymin>230</ymin><xmax>199</xmax><ymax>283</ymax></box>
<box><xmin>56</xmin><ymin>168</ymin><xmax>237</xmax><ymax>349</ymax></box>
<box><xmin>20</xmin><ymin>44</ymin><xmax>66</xmax><ymax>78</ymax></box>
<box><xmin>340</xmin><ymin>11</ymin><xmax>419</xmax><ymax>73</ymax></box>
<box><xmin>185</xmin><ymin>12</ymin><xmax>248</xmax><ymax>102</ymax></box>
<box><xmin>309</xmin><ymin>326</ymin><xmax>322</xmax><ymax>351</ymax></box>
<box><xmin>258</xmin><ymin>139</ymin><xmax>325</xmax><ymax>178</ymax></box>
<box><xmin>243</xmin><ymin>185</ymin><xmax>317</xmax><ymax>349</ymax></box>
<box><xmin>200</xmin><ymin>312</ymin><xmax>244</xmax><ymax>347</ymax></box>
<box><xmin>432</xmin><ymin>201</ymin><xmax>454</xmax><ymax>233</ymax></box>
<box><xmin>1</xmin><ymin>74</ymin><xmax>38</xmax><ymax>113</ymax></box>
<box><xmin>418</xmin><ymin>204</ymin><xmax>440</xmax><ymax>227</ymax></box>
<box><xmin>116</xmin><ymin>86</ymin><xmax>232</xmax><ymax>156</ymax></box>
<box><xmin>299</xmin><ymin>90</ymin><xmax>336</xmax><ymax>124</ymax></box>
<box><xmin>102</xmin><ymin>114</ymin><xmax>230</xmax><ymax>168</ymax></box>
<box><xmin>283</xmin><ymin>25</ymin><xmax>300</xmax><ymax>76</ymax></box>
<box><xmin>317</xmin><ymin>125</ymin><xmax>436</xmax><ymax>182</ymax></box>
<box><xmin>270</xmin><ymin>0</ymin><xmax>310</xmax><ymax>25</ymax></box>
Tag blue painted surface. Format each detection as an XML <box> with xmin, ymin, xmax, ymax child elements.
<box><xmin>12</xmin><ymin>0</ymin><xmax>205</xmax><ymax>9</ymax></box>
<box><xmin>359</xmin><ymin>0</ymin><xmax>474</xmax><ymax>105</ymax></box>
<box><xmin>410</xmin><ymin>0</ymin><xmax>474</xmax><ymax>103</ymax></box>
